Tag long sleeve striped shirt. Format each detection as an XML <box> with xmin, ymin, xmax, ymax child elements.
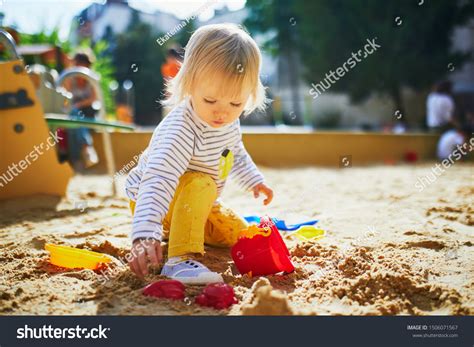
<box><xmin>125</xmin><ymin>98</ymin><xmax>265</xmax><ymax>242</ymax></box>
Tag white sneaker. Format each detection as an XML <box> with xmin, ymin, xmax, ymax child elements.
<box><xmin>81</xmin><ymin>145</ymin><xmax>99</xmax><ymax>168</ymax></box>
<box><xmin>161</xmin><ymin>256</ymin><xmax>223</xmax><ymax>284</ymax></box>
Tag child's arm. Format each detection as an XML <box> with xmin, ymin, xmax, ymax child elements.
<box><xmin>131</xmin><ymin>123</ymin><xmax>194</xmax><ymax>243</ymax></box>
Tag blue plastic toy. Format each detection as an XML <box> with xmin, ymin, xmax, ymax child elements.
<box><xmin>244</xmin><ymin>216</ymin><xmax>318</xmax><ymax>231</ymax></box>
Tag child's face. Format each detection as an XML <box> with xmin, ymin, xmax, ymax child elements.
<box><xmin>191</xmin><ymin>77</ymin><xmax>250</xmax><ymax>128</ymax></box>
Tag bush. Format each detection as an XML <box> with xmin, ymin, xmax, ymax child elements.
<box><xmin>311</xmin><ymin>109</ymin><xmax>342</xmax><ymax>129</ymax></box>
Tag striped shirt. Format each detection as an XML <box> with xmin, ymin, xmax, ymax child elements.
<box><xmin>125</xmin><ymin>98</ymin><xmax>265</xmax><ymax>242</ymax></box>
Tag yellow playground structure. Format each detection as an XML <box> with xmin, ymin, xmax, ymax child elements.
<box><xmin>0</xmin><ymin>29</ymin><xmax>132</xmax><ymax>200</ymax></box>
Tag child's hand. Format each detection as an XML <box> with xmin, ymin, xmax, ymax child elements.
<box><xmin>252</xmin><ymin>183</ymin><xmax>274</xmax><ymax>205</ymax></box>
<box><xmin>128</xmin><ymin>238</ymin><xmax>163</xmax><ymax>278</ymax></box>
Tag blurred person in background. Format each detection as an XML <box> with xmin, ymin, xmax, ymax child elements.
<box><xmin>63</xmin><ymin>51</ymin><xmax>99</xmax><ymax>169</ymax></box>
<box><xmin>437</xmin><ymin>123</ymin><xmax>470</xmax><ymax>160</ymax></box>
<box><xmin>161</xmin><ymin>47</ymin><xmax>182</xmax><ymax>81</ymax></box>
<box><xmin>426</xmin><ymin>80</ymin><xmax>455</xmax><ymax>133</ymax></box>
<box><xmin>161</xmin><ymin>47</ymin><xmax>182</xmax><ymax>116</ymax></box>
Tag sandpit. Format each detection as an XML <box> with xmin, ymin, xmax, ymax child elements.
<box><xmin>0</xmin><ymin>163</ymin><xmax>472</xmax><ymax>315</ymax></box>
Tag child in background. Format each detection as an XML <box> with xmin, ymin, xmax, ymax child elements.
<box><xmin>161</xmin><ymin>48</ymin><xmax>182</xmax><ymax>116</ymax></box>
<box><xmin>437</xmin><ymin>125</ymin><xmax>467</xmax><ymax>160</ymax></box>
<box><xmin>125</xmin><ymin>24</ymin><xmax>273</xmax><ymax>284</ymax></box>
<box><xmin>63</xmin><ymin>52</ymin><xmax>99</xmax><ymax>168</ymax></box>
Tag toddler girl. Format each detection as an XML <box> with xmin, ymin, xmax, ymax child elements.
<box><xmin>125</xmin><ymin>23</ymin><xmax>273</xmax><ymax>284</ymax></box>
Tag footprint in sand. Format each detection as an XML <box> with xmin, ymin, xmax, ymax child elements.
<box><xmin>62</xmin><ymin>228</ymin><xmax>108</xmax><ymax>239</ymax></box>
<box><xmin>403</xmin><ymin>230</ymin><xmax>425</xmax><ymax>236</ymax></box>
<box><xmin>426</xmin><ymin>204</ymin><xmax>474</xmax><ymax>226</ymax></box>
<box><xmin>404</xmin><ymin>240</ymin><xmax>446</xmax><ymax>250</ymax></box>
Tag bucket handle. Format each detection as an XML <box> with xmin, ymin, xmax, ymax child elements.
<box><xmin>238</xmin><ymin>225</ymin><xmax>272</xmax><ymax>239</ymax></box>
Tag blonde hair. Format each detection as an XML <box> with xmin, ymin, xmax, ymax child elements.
<box><xmin>163</xmin><ymin>23</ymin><xmax>267</xmax><ymax>115</ymax></box>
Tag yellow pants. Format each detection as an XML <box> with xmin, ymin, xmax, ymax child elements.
<box><xmin>129</xmin><ymin>171</ymin><xmax>248</xmax><ymax>258</ymax></box>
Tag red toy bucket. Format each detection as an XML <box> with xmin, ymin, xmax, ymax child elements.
<box><xmin>231</xmin><ymin>216</ymin><xmax>294</xmax><ymax>276</ymax></box>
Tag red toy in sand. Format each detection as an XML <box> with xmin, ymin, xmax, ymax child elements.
<box><xmin>231</xmin><ymin>216</ymin><xmax>295</xmax><ymax>276</ymax></box>
<box><xmin>143</xmin><ymin>280</ymin><xmax>185</xmax><ymax>300</ymax></box>
<box><xmin>195</xmin><ymin>283</ymin><xmax>238</xmax><ymax>309</ymax></box>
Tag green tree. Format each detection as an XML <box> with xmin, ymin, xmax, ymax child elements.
<box><xmin>246</xmin><ymin>0</ymin><xmax>474</xmax><ymax>118</ymax></box>
<box><xmin>18</xmin><ymin>27</ymin><xmax>72</xmax><ymax>70</ymax></box>
<box><xmin>19</xmin><ymin>27</ymin><xmax>72</xmax><ymax>53</ymax></box>
<box><xmin>245</xmin><ymin>0</ymin><xmax>303</xmax><ymax>125</ymax></box>
<box><xmin>174</xmin><ymin>18</ymin><xmax>196</xmax><ymax>50</ymax></box>
<box><xmin>113</xmin><ymin>11</ymin><xmax>165</xmax><ymax>125</ymax></box>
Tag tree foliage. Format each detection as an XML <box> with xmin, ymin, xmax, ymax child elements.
<box><xmin>112</xmin><ymin>11</ymin><xmax>196</xmax><ymax>125</ymax></box>
<box><xmin>245</xmin><ymin>0</ymin><xmax>474</xmax><ymax>114</ymax></box>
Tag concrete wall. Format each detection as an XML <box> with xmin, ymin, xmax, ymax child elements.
<box><xmin>240</xmin><ymin>132</ymin><xmax>439</xmax><ymax>167</ymax></box>
<box><xmin>91</xmin><ymin>130</ymin><xmax>444</xmax><ymax>173</ymax></box>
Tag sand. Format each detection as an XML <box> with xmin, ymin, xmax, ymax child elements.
<box><xmin>0</xmin><ymin>163</ymin><xmax>472</xmax><ymax>315</ymax></box>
